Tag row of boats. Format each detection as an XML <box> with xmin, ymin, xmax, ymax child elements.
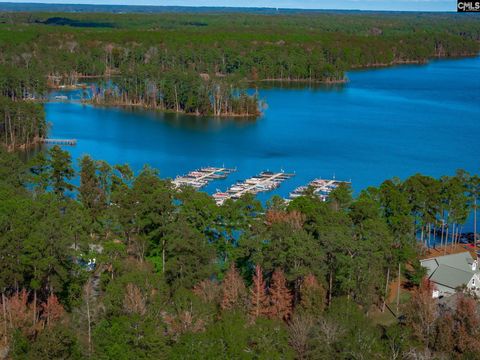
<box><xmin>173</xmin><ymin>167</ymin><xmax>236</xmax><ymax>189</ymax></box>
<box><xmin>213</xmin><ymin>171</ymin><xmax>295</xmax><ymax>205</ymax></box>
<box><xmin>173</xmin><ymin>166</ymin><xmax>349</xmax><ymax>205</ymax></box>
<box><xmin>289</xmin><ymin>179</ymin><xmax>350</xmax><ymax>201</ymax></box>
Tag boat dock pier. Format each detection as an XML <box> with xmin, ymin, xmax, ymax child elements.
<box><xmin>173</xmin><ymin>167</ymin><xmax>236</xmax><ymax>190</ymax></box>
<box><xmin>289</xmin><ymin>178</ymin><xmax>350</xmax><ymax>201</ymax></box>
<box><xmin>42</xmin><ymin>138</ymin><xmax>77</xmax><ymax>146</ymax></box>
<box><xmin>214</xmin><ymin>171</ymin><xmax>295</xmax><ymax>205</ymax></box>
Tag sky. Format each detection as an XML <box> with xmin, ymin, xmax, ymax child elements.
<box><xmin>1</xmin><ymin>0</ymin><xmax>458</xmax><ymax>12</ymax></box>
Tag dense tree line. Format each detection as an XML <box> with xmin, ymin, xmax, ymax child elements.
<box><xmin>0</xmin><ymin>64</ymin><xmax>47</xmax><ymax>150</ymax></box>
<box><xmin>0</xmin><ymin>11</ymin><xmax>479</xmax><ymax>146</ymax></box>
<box><xmin>0</xmin><ymin>11</ymin><xmax>478</xmax><ymax>124</ymax></box>
<box><xmin>91</xmin><ymin>69</ymin><xmax>260</xmax><ymax>116</ymax></box>
<box><xmin>0</xmin><ymin>97</ymin><xmax>46</xmax><ymax>151</ymax></box>
<box><xmin>0</xmin><ymin>147</ymin><xmax>479</xmax><ymax>358</ymax></box>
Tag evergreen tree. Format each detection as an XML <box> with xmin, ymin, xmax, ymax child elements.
<box><xmin>299</xmin><ymin>274</ymin><xmax>325</xmax><ymax>316</ymax></box>
<box><xmin>79</xmin><ymin>155</ymin><xmax>102</xmax><ymax>218</ymax></box>
<box><xmin>48</xmin><ymin>145</ymin><xmax>75</xmax><ymax>197</ymax></box>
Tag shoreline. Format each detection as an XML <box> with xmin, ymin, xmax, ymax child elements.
<box><xmin>43</xmin><ymin>53</ymin><xmax>479</xmax><ymax>119</ymax></box>
<box><xmin>85</xmin><ymin>101</ymin><xmax>261</xmax><ymax>119</ymax></box>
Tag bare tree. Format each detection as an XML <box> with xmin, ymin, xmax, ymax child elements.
<box><xmin>288</xmin><ymin>313</ymin><xmax>314</xmax><ymax>359</ymax></box>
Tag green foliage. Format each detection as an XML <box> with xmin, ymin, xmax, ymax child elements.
<box><xmin>1</xmin><ymin>147</ymin><xmax>479</xmax><ymax>359</ymax></box>
<box><xmin>93</xmin><ymin>315</ymin><xmax>169</xmax><ymax>360</ymax></box>
<box><xmin>171</xmin><ymin>312</ymin><xmax>294</xmax><ymax>359</ymax></box>
<box><xmin>307</xmin><ymin>298</ymin><xmax>384</xmax><ymax>359</ymax></box>
<box><xmin>162</xmin><ymin>219</ymin><xmax>215</xmax><ymax>290</ymax></box>
<box><xmin>1</xmin><ymin>10</ymin><xmax>479</xmax><ymax>144</ymax></box>
<box><xmin>21</xmin><ymin>325</ymin><xmax>82</xmax><ymax>360</ymax></box>
<box><xmin>101</xmin><ymin>259</ymin><xmax>167</xmax><ymax>317</ymax></box>
<box><xmin>0</xmin><ymin>148</ymin><xmax>27</xmax><ymax>191</ymax></box>
<box><xmin>0</xmin><ymin>96</ymin><xmax>45</xmax><ymax>150</ymax></box>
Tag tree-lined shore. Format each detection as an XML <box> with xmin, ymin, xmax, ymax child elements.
<box><xmin>1</xmin><ymin>11</ymin><xmax>480</xmax><ymax>148</ymax></box>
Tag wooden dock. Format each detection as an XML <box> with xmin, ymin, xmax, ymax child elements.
<box><xmin>173</xmin><ymin>167</ymin><xmax>236</xmax><ymax>190</ymax></box>
<box><xmin>213</xmin><ymin>171</ymin><xmax>295</xmax><ymax>205</ymax></box>
<box><xmin>41</xmin><ymin>138</ymin><xmax>77</xmax><ymax>146</ymax></box>
<box><xmin>289</xmin><ymin>178</ymin><xmax>350</xmax><ymax>201</ymax></box>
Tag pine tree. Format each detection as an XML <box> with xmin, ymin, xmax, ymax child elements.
<box><xmin>267</xmin><ymin>269</ymin><xmax>292</xmax><ymax>321</ymax></box>
<box><xmin>299</xmin><ymin>273</ymin><xmax>326</xmax><ymax>316</ymax></box>
<box><xmin>48</xmin><ymin>145</ymin><xmax>75</xmax><ymax>197</ymax></box>
<box><xmin>220</xmin><ymin>263</ymin><xmax>246</xmax><ymax>311</ymax></box>
<box><xmin>79</xmin><ymin>155</ymin><xmax>102</xmax><ymax>218</ymax></box>
<box><xmin>249</xmin><ymin>264</ymin><xmax>268</xmax><ymax>319</ymax></box>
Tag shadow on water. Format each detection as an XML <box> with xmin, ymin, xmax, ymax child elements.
<box><xmin>18</xmin><ymin>143</ymin><xmax>46</xmax><ymax>163</ymax></box>
<box><xmin>113</xmin><ymin>106</ymin><xmax>259</xmax><ymax>132</ymax></box>
<box><xmin>253</xmin><ymin>80</ymin><xmax>347</xmax><ymax>92</ymax></box>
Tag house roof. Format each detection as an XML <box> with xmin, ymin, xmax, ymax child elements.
<box><xmin>420</xmin><ymin>252</ymin><xmax>478</xmax><ymax>290</ymax></box>
<box><xmin>429</xmin><ymin>265</ymin><xmax>473</xmax><ymax>290</ymax></box>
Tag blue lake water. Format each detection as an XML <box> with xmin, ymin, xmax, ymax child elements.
<box><xmin>46</xmin><ymin>56</ymin><xmax>480</xmax><ymax>229</ymax></box>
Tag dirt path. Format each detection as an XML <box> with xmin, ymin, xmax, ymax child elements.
<box><xmin>423</xmin><ymin>243</ymin><xmax>476</xmax><ymax>259</ymax></box>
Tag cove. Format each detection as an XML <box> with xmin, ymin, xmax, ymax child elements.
<box><xmin>45</xmin><ymin>56</ymin><xmax>480</xmax><ymax>228</ymax></box>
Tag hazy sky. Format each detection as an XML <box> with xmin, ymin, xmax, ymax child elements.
<box><xmin>1</xmin><ymin>0</ymin><xmax>458</xmax><ymax>12</ymax></box>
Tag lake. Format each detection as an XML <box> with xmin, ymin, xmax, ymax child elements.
<box><xmin>45</xmin><ymin>56</ymin><xmax>480</xmax><ymax>228</ymax></box>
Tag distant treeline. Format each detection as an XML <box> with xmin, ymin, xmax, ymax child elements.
<box><xmin>0</xmin><ymin>11</ymin><xmax>479</xmax><ymax>147</ymax></box>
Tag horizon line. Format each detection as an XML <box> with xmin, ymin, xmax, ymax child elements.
<box><xmin>0</xmin><ymin>2</ymin><xmax>459</xmax><ymax>13</ymax></box>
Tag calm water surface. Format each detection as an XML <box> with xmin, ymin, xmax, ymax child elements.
<box><xmin>46</xmin><ymin>56</ymin><xmax>480</xmax><ymax>227</ymax></box>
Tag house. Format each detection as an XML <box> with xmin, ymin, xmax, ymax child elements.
<box><xmin>420</xmin><ymin>252</ymin><xmax>480</xmax><ymax>298</ymax></box>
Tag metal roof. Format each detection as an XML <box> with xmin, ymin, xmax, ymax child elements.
<box><xmin>429</xmin><ymin>265</ymin><xmax>473</xmax><ymax>290</ymax></box>
<box><xmin>420</xmin><ymin>252</ymin><xmax>478</xmax><ymax>290</ymax></box>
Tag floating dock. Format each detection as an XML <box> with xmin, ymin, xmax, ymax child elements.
<box><xmin>289</xmin><ymin>178</ymin><xmax>350</xmax><ymax>201</ymax></box>
<box><xmin>42</xmin><ymin>138</ymin><xmax>77</xmax><ymax>146</ymax></box>
<box><xmin>213</xmin><ymin>171</ymin><xmax>295</xmax><ymax>205</ymax></box>
<box><xmin>173</xmin><ymin>167</ymin><xmax>236</xmax><ymax>190</ymax></box>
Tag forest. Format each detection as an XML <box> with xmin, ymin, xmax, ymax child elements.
<box><xmin>0</xmin><ymin>11</ymin><xmax>480</xmax><ymax>147</ymax></box>
<box><xmin>0</xmin><ymin>146</ymin><xmax>479</xmax><ymax>359</ymax></box>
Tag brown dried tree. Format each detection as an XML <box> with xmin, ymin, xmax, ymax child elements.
<box><xmin>220</xmin><ymin>263</ymin><xmax>246</xmax><ymax>311</ymax></box>
<box><xmin>453</xmin><ymin>294</ymin><xmax>480</xmax><ymax>354</ymax></box>
<box><xmin>5</xmin><ymin>290</ymin><xmax>35</xmax><ymax>334</ymax></box>
<box><xmin>405</xmin><ymin>277</ymin><xmax>438</xmax><ymax>347</ymax></box>
<box><xmin>40</xmin><ymin>294</ymin><xmax>64</xmax><ymax>328</ymax></box>
<box><xmin>267</xmin><ymin>268</ymin><xmax>293</xmax><ymax>321</ymax></box>
<box><xmin>193</xmin><ymin>279</ymin><xmax>220</xmax><ymax>304</ymax></box>
<box><xmin>249</xmin><ymin>265</ymin><xmax>269</xmax><ymax>319</ymax></box>
<box><xmin>123</xmin><ymin>283</ymin><xmax>147</xmax><ymax>316</ymax></box>
<box><xmin>433</xmin><ymin>310</ymin><xmax>454</xmax><ymax>353</ymax></box>
<box><xmin>265</xmin><ymin>210</ymin><xmax>305</xmax><ymax>230</ymax></box>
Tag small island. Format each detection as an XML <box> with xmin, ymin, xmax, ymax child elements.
<box><xmin>1</xmin><ymin>10</ymin><xmax>480</xmax><ymax>149</ymax></box>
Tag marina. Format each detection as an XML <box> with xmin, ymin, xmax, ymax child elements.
<box><xmin>289</xmin><ymin>178</ymin><xmax>350</xmax><ymax>201</ymax></box>
<box><xmin>44</xmin><ymin>56</ymin><xmax>480</xmax><ymax>231</ymax></box>
<box><xmin>214</xmin><ymin>171</ymin><xmax>295</xmax><ymax>205</ymax></box>
<box><xmin>173</xmin><ymin>167</ymin><xmax>236</xmax><ymax>189</ymax></box>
